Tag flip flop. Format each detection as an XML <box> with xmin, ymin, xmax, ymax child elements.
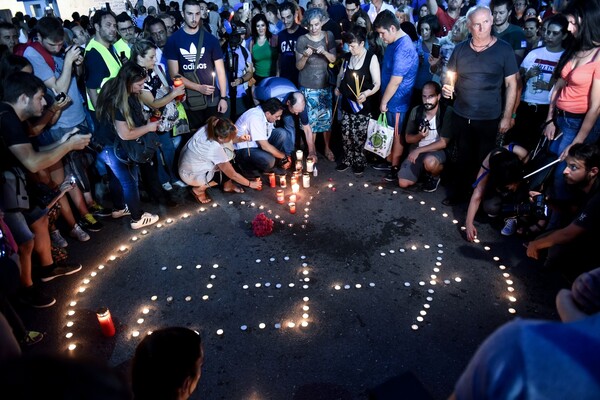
<box><xmin>325</xmin><ymin>149</ymin><xmax>335</xmax><ymax>162</ymax></box>
<box><xmin>191</xmin><ymin>189</ymin><xmax>211</xmax><ymax>204</ymax></box>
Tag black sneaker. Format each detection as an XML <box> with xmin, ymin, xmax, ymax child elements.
<box><xmin>335</xmin><ymin>163</ymin><xmax>349</xmax><ymax>172</ymax></box>
<box><xmin>20</xmin><ymin>331</ymin><xmax>44</xmax><ymax>346</ymax></box>
<box><xmin>352</xmin><ymin>166</ymin><xmax>365</xmax><ymax>175</ymax></box>
<box><xmin>19</xmin><ymin>285</ymin><xmax>56</xmax><ymax>308</ymax></box>
<box><xmin>422</xmin><ymin>175</ymin><xmax>441</xmax><ymax>192</ymax></box>
<box><xmin>79</xmin><ymin>213</ymin><xmax>103</xmax><ymax>232</ymax></box>
<box><xmin>372</xmin><ymin>162</ymin><xmax>391</xmax><ymax>171</ymax></box>
<box><xmin>384</xmin><ymin>167</ymin><xmax>399</xmax><ymax>182</ymax></box>
<box><xmin>38</xmin><ymin>262</ymin><xmax>82</xmax><ymax>282</ymax></box>
<box><xmin>89</xmin><ymin>203</ymin><xmax>112</xmax><ymax>218</ymax></box>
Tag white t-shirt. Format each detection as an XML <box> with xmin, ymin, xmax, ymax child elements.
<box><xmin>419</xmin><ymin>115</ymin><xmax>439</xmax><ymax>147</ymax></box>
<box><xmin>521</xmin><ymin>46</ymin><xmax>564</xmax><ymax>105</ymax></box>
<box><xmin>179</xmin><ymin>125</ymin><xmax>231</xmax><ymax>185</ymax></box>
<box><xmin>367</xmin><ymin>2</ymin><xmax>396</xmax><ymax>23</ymax></box>
<box><xmin>234</xmin><ymin>106</ymin><xmax>273</xmax><ymax>150</ymax></box>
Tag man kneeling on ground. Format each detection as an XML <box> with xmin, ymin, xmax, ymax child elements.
<box><xmin>397</xmin><ymin>81</ymin><xmax>453</xmax><ymax>192</ymax></box>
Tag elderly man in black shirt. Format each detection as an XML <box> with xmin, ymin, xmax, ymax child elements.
<box><xmin>442</xmin><ymin>5</ymin><xmax>519</xmax><ymax>204</ymax></box>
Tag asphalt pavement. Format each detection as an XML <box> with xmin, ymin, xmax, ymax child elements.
<box><xmin>18</xmin><ymin>159</ymin><xmax>567</xmax><ymax>400</ymax></box>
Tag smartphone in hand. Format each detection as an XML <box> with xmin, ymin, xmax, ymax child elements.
<box><xmin>431</xmin><ymin>43</ymin><xmax>441</xmax><ymax>58</ymax></box>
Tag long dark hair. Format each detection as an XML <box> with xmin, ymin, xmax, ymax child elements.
<box><xmin>251</xmin><ymin>13</ymin><xmax>271</xmax><ymax>41</ymax></box>
<box><xmin>553</xmin><ymin>0</ymin><xmax>600</xmax><ymax>81</ymax></box>
<box><xmin>96</xmin><ymin>62</ymin><xmax>148</xmax><ymax>127</ymax></box>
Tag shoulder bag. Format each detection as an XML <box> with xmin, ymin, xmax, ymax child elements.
<box><xmin>182</xmin><ymin>29</ymin><xmax>208</xmax><ymax>111</ymax></box>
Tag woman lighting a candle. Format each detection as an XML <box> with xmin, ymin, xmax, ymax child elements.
<box><xmin>178</xmin><ymin>117</ymin><xmax>262</xmax><ymax>204</ymax></box>
<box><xmin>335</xmin><ymin>26</ymin><xmax>381</xmax><ymax>175</ymax></box>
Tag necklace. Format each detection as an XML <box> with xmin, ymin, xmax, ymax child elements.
<box><xmin>470</xmin><ymin>38</ymin><xmax>494</xmax><ymax>52</ymax></box>
<box><xmin>349</xmin><ymin>49</ymin><xmax>367</xmax><ymax>69</ymax></box>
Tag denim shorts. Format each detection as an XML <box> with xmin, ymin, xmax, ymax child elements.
<box><xmin>2</xmin><ymin>207</ymin><xmax>47</xmax><ymax>245</ymax></box>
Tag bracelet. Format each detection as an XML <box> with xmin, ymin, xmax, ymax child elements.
<box><xmin>511</xmin><ymin>113</ymin><xmax>517</xmax><ymax>119</ymax></box>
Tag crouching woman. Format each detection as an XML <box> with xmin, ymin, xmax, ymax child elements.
<box><xmin>178</xmin><ymin>117</ymin><xmax>262</xmax><ymax>204</ymax></box>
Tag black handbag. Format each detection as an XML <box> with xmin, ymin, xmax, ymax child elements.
<box><xmin>114</xmin><ymin>131</ymin><xmax>161</xmax><ymax>164</ymax></box>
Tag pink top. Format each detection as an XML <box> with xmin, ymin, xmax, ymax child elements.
<box><xmin>556</xmin><ymin>59</ymin><xmax>600</xmax><ymax>115</ymax></box>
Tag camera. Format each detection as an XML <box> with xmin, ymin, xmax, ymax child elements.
<box><xmin>419</xmin><ymin>118</ymin><xmax>430</xmax><ymax>131</ymax></box>
<box><xmin>501</xmin><ymin>194</ymin><xmax>549</xmax><ymax>219</ymax></box>
<box><xmin>55</xmin><ymin>92</ymin><xmax>66</xmax><ymax>102</ymax></box>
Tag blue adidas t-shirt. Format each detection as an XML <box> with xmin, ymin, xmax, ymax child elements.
<box><xmin>381</xmin><ymin>34</ymin><xmax>418</xmax><ymax>113</ymax></box>
<box><xmin>163</xmin><ymin>26</ymin><xmax>224</xmax><ymax>86</ymax></box>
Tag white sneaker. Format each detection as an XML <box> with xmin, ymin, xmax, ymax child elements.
<box><xmin>50</xmin><ymin>229</ymin><xmax>68</xmax><ymax>248</ymax></box>
<box><xmin>69</xmin><ymin>224</ymin><xmax>90</xmax><ymax>242</ymax></box>
<box><xmin>173</xmin><ymin>180</ymin><xmax>188</xmax><ymax>188</ymax></box>
<box><xmin>112</xmin><ymin>206</ymin><xmax>131</xmax><ymax>219</ymax></box>
<box><xmin>501</xmin><ymin>218</ymin><xmax>517</xmax><ymax>236</ymax></box>
<box><xmin>130</xmin><ymin>212</ymin><xmax>160</xmax><ymax>230</ymax></box>
<box><xmin>162</xmin><ymin>182</ymin><xmax>173</xmax><ymax>191</ymax></box>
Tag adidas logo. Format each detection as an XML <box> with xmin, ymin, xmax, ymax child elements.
<box><xmin>180</xmin><ymin>43</ymin><xmax>206</xmax><ymax>64</ymax></box>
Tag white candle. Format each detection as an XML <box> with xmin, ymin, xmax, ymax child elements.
<box><xmin>306</xmin><ymin>159</ymin><xmax>314</xmax><ymax>172</ymax></box>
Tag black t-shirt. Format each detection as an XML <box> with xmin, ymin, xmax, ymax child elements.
<box><xmin>0</xmin><ymin>103</ymin><xmax>29</xmax><ymax>171</ymax></box>
<box><xmin>328</xmin><ymin>3</ymin><xmax>347</xmax><ymax>24</ymax></box>
<box><xmin>278</xmin><ymin>26</ymin><xmax>308</xmax><ymax>86</ymax></box>
<box><xmin>447</xmin><ymin>40</ymin><xmax>519</xmax><ymax>120</ymax></box>
<box><xmin>95</xmin><ymin>96</ymin><xmax>147</xmax><ymax>146</ymax></box>
<box><xmin>322</xmin><ymin>19</ymin><xmax>342</xmax><ymax>41</ymax></box>
<box><xmin>574</xmin><ymin>180</ymin><xmax>600</xmax><ymax>232</ymax></box>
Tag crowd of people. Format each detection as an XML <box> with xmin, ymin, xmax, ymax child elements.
<box><xmin>1</xmin><ymin>0</ymin><xmax>600</xmax><ymax>397</ymax></box>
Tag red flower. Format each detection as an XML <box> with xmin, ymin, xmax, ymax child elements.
<box><xmin>252</xmin><ymin>213</ymin><xmax>274</xmax><ymax>237</ymax></box>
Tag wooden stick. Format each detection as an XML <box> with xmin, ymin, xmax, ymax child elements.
<box><xmin>331</xmin><ymin>93</ymin><xmax>340</xmax><ymax>125</ymax></box>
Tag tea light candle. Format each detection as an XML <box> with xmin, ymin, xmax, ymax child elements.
<box><xmin>279</xmin><ymin>175</ymin><xmax>287</xmax><ymax>188</ymax></box>
<box><xmin>295</xmin><ymin>160</ymin><xmax>303</xmax><ymax>171</ymax></box>
<box><xmin>303</xmin><ymin>173</ymin><xmax>310</xmax><ymax>188</ymax></box>
<box><xmin>96</xmin><ymin>307</ymin><xmax>116</xmax><ymax>337</ymax></box>
<box><xmin>292</xmin><ymin>183</ymin><xmax>300</xmax><ymax>194</ymax></box>
<box><xmin>289</xmin><ymin>194</ymin><xmax>297</xmax><ymax>203</ymax></box>
<box><xmin>289</xmin><ymin>202</ymin><xmax>296</xmax><ymax>214</ymax></box>
<box><xmin>296</xmin><ymin>150</ymin><xmax>303</xmax><ymax>161</ymax></box>
<box><xmin>276</xmin><ymin>190</ymin><xmax>285</xmax><ymax>204</ymax></box>
<box><xmin>306</xmin><ymin>159</ymin><xmax>314</xmax><ymax>172</ymax></box>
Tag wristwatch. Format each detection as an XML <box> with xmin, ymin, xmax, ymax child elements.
<box><xmin>220</xmin><ymin>96</ymin><xmax>229</xmax><ymax>101</ymax></box>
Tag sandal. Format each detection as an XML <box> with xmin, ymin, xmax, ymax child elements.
<box><xmin>325</xmin><ymin>149</ymin><xmax>335</xmax><ymax>162</ymax></box>
<box><xmin>191</xmin><ymin>189</ymin><xmax>211</xmax><ymax>204</ymax></box>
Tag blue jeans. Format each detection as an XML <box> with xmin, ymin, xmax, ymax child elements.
<box><xmin>98</xmin><ymin>146</ymin><xmax>142</xmax><ymax>220</ymax></box>
<box><xmin>235</xmin><ymin>129</ymin><xmax>292</xmax><ymax>172</ymax></box>
<box><xmin>550</xmin><ymin>114</ymin><xmax>600</xmax><ymax>201</ymax></box>
<box><xmin>277</xmin><ymin>113</ymin><xmax>296</xmax><ymax>155</ymax></box>
<box><xmin>156</xmin><ymin>132</ymin><xmax>177</xmax><ymax>184</ymax></box>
